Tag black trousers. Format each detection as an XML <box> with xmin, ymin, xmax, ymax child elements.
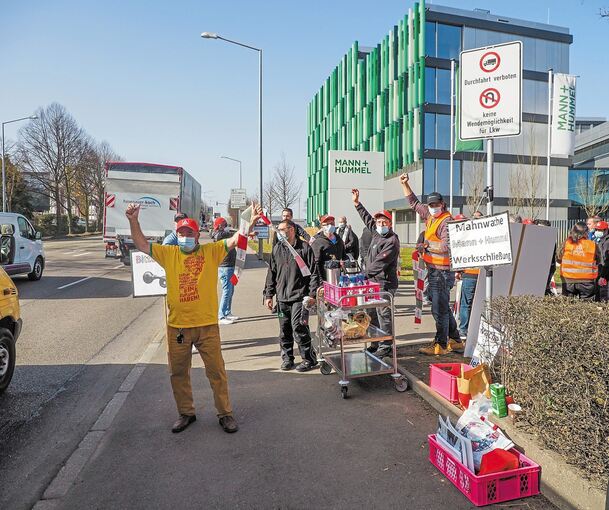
<box><xmin>277</xmin><ymin>301</ymin><xmax>316</xmax><ymax>362</ymax></box>
<box><xmin>562</xmin><ymin>281</ymin><xmax>597</xmax><ymax>301</ymax></box>
<box><xmin>369</xmin><ymin>287</ymin><xmax>396</xmax><ymax>348</ymax></box>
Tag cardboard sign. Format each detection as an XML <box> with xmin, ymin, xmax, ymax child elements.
<box><xmin>448</xmin><ymin>212</ymin><xmax>513</xmax><ymax>270</ymax></box>
<box><xmin>470</xmin><ymin>315</ymin><xmax>503</xmax><ymax>368</ymax></box>
<box><xmin>130</xmin><ymin>250</ymin><xmax>167</xmax><ymax>297</ymax></box>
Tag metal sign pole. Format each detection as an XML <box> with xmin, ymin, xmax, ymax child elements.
<box><xmin>545</xmin><ymin>69</ymin><xmax>553</xmax><ymax>221</ymax></box>
<box><xmin>486</xmin><ymin>138</ymin><xmax>494</xmax><ymax>319</ymax></box>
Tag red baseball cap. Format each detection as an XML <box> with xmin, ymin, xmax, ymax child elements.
<box><xmin>374</xmin><ymin>210</ymin><xmax>392</xmax><ymax>222</ymax></box>
<box><xmin>454</xmin><ymin>214</ymin><xmax>467</xmax><ymax>220</ymax></box>
<box><xmin>213</xmin><ymin>217</ymin><xmax>227</xmax><ymax>229</ymax></box>
<box><xmin>522</xmin><ymin>218</ymin><xmax>534</xmax><ymax>225</ymax></box>
<box><xmin>596</xmin><ymin>220</ymin><xmax>608</xmax><ymax>230</ymax></box>
<box><xmin>320</xmin><ymin>214</ymin><xmax>335</xmax><ymax>224</ymax></box>
<box><xmin>176</xmin><ymin>218</ymin><xmax>199</xmax><ymax>233</ymax></box>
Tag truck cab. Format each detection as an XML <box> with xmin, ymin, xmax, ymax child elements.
<box><xmin>0</xmin><ymin>213</ymin><xmax>45</xmax><ymax>281</ymax></box>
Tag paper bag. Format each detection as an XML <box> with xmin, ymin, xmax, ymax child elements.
<box><xmin>456</xmin><ymin>363</ymin><xmax>492</xmax><ymax>408</ymax></box>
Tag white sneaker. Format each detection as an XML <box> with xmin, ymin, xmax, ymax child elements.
<box><xmin>219</xmin><ymin>318</ymin><xmax>234</xmax><ymax>325</ymax></box>
<box><xmin>226</xmin><ymin>315</ymin><xmax>240</xmax><ymax>321</ymax></box>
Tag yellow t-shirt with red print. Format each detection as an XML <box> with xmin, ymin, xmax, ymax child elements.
<box><xmin>151</xmin><ymin>241</ymin><xmax>228</xmax><ymax>328</ymax></box>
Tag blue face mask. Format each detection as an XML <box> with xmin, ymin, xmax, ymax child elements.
<box><xmin>178</xmin><ymin>236</ymin><xmax>196</xmax><ymax>251</ymax></box>
<box><xmin>377</xmin><ymin>226</ymin><xmax>390</xmax><ymax>235</ymax></box>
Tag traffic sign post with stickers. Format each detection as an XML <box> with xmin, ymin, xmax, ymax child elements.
<box><xmin>459</xmin><ymin>41</ymin><xmax>522</xmax><ymax>319</ymax></box>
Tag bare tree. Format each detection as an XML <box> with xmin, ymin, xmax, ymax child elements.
<box><xmin>574</xmin><ymin>170</ymin><xmax>609</xmax><ymax>217</ymax></box>
<box><xmin>272</xmin><ymin>153</ymin><xmax>302</xmax><ymax>210</ymax></box>
<box><xmin>91</xmin><ymin>141</ymin><xmax>121</xmax><ymax>230</ymax></box>
<box><xmin>512</xmin><ymin>125</ymin><xmax>543</xmax><ymax>220</ymax></box>
<box><xmin>263</xmin><ymin>178</ymin><xmax>278</xmax><ymax>219</ymax></box>
<box><xmin>464</xmin><ymin>153</ymin><xmax>485</xmax><ymax>216</ymax></box>
<box><xmin>18</xmin><ymin>103</ymin><xmax>87</xmax><ymax>234</ymax></box>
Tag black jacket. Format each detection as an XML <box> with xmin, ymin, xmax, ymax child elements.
<box><xmin>356</xmin><ymin>203</ymin><xmax>400</xmax><ymax>290</ymax></box>
<box><xmin>337</xmin><ymin>226</ymin><xmax>359</xmax><ymax>259</ymax></box>
<box><xmin>311</xmin><ymin>231</ymin><xmax>345</xmax><ymax>279</ymax></box>
<box><xmin>272</xmin><ymin>223</ymin><xmax>310</xmax><ymax>247</ymax></box>
<box><xmin>264</xmin><ymin>237</ymin><xmax>320</xmax><ymax>302</ymax></box>
<box><xmin>212</xmin><ymin>229</ymin><xmax>236</xmax><ymax>267</ymax></box>
<box><xmin>359</xmin><ymin>228</ymin><xmax>372</xmax><ymax>261</ymax></box>
<box><xmin>599</xmin><ymin>234</ymin><xmax>609</xmax><ymax>279</ymax></box>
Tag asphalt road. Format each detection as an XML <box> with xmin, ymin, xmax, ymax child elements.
<box><xmin>0</xmin><ymin>235</ymin><xmax>164</xmax><ymax>509</ymax></box>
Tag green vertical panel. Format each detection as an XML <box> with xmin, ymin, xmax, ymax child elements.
<box><xmin>419</xmin><ymin>0</ymin><xmax>426</xmax><ymax>60</ymax></box>
<box><xmin>408</xmin><ymin>111</ymin><xmax>414</xmax><ymax>164</ymax></box>
<box><xmin>413</xmin><ymin>59</ymin><xmax>420</xmax><ymax>109</ymax></box>
<box><xmin>413</xmin><ymin>3</ymin><xmax>419</xmax><ymax>66</ymax></box>
<box><xmin>358</xmin><ymin>59</ymin><xmax>366</xmax><ymax>111</ymax></box>
<box><xmin>351</xmin><ymin>42</ymin><xmax>358</xmax><ymax>87</ymax></box>
<box><xmin>418</xmin><ymin>58</ymin><xmax>425</xmax><ymax>106</ymax></box>
<box><xmin>346</xmin><ymin>48</ymin><xmax>352</xmax><ymax>92</ymax></box>
<box><xmin>322</xmin><ymin>166</ymin><xmax>328</xmax><ymax>193</ymax></box>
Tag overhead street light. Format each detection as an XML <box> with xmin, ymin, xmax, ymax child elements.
<box><xmin>1</xmin><ymin>114</ymin><xmax>37</xmax><ymax>212</ymax></box>
<box><xmin>201</xmin><ymin>31</ymin><xmax>263</xmax><ymax>258</ymax></box>
<box><xmin>220</xmin><ymin>156</ymin><xmax>242</xmax><ymax>188</ymax></box>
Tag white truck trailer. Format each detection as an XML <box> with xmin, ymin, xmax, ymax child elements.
<box><xmin>103</xmin><ymin>162</ymin><xmax>202</xmax><ymax>263</ymax></box>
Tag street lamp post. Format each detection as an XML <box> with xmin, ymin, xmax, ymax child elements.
<box><xmin>1</xmin><ymin>115</ymin><xmax>37</xmax><ymax>212</ymax></box>
<box><xmin>220</xmin><ymin>155</ymin><xmax>242</xmax><ymax>188</ymax></box>
<box><xmin>201</xmin><ymin>32</ymin><xmax>263</xmax><ymax>258</ymax></box>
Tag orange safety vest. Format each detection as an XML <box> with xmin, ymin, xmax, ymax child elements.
<box><xmin>423</xmin><ymin>212</ymin><xmax>452</xmax><ymax>269</ymax></box>
<box><xmin>560</xmin><ymin>238</ymin><xmax>598</xmax><ymax>280</ymax></box>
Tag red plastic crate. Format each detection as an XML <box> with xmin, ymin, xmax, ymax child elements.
<box><xmin>323</xmin><ymin>281</ymin><xmax>381</xmax><ymax>307</ymax></box>
<box><xmin>428</xmin><ymin>434</ymin><xmax>541</xmax><ymax>507</ymax></box>
<box><xmin>429</xmin><ymin>363</ymin><xmax>472</xmax><ymax>404</ymax></box>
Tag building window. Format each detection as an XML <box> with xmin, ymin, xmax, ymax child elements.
<box><xmin>425</xmin><ymin>113</ymin><xmax>435</xmax><ymax>150</ymax></box>
<box><xmin>424</xmin><ymin>159</ymin><xmax>435</xmax><ymax>195</ymax></box>
<box><xmin>437</xmin><ymin>68</ymin><xmax>451</xmax><ymax>104</ymax></box>
<box><xmin>425</xmin><ymin>21</ymin><xmax>437</xmax><ymax>57</ymax></box>
<box><xmin>569</xmin><ymin>168</ymin><xmax>609</xmax><ymax>204</ymax></box>
<box><xmin>437</xmin><ymin>23</ymin><xmax>461</xmax><ymax>59</ymax></box>
<box><xmin>437</xmin><ymin>114</ymin><xmax>451</xmax><ymax>150</ymax></box>
<box><xmin>425</xmin><ymin>67</ymin><xmax>436</xmax><ymax>103</ymax></box>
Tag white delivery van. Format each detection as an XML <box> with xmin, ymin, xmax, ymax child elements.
<box><xmin>103</xmin><ymin>162</ymin><xmax>202</xmax><ymax>264</ymax></box>
<box><xmin>0</xmin><ymin>213</ymin><xmax>45</xmax><ymax>280</ymax></box>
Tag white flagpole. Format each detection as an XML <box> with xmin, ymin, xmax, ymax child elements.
<box><xmin>546</xmin><ymin>69</ymin><xmax>553</xmax><ymax>221</ymax></box>
<box><xmin>449</xmin><ymin>59</ymin><xmax>455</xmax><ymax>213</ymax></box>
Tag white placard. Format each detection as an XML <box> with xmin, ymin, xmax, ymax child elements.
<box><xmin>470</xmin><ymin>315</ymin><xmax>504</xmax><ymax>368</ymax></box>
<box><xmin>551</xmin><ymin>73</ymin><xmax>577</xmax><ymax>157</ymax></box>
<box><xmin>328</xmin><ymin>150</ymin><xmax>384</xmax><ymax>237</ymax></box>
<box><xmin>230</xmin><ymin>188</ymin><xmax>247</xmax><ymax>209</ymax></box>
<box><xmin>130</xmin><ymin>250</ymin><xmax>167</xmax><ymax>297</ymax></box>
<box><xmin>459</xmin><ymin>41</ymin><xmax>522</xmax><ymax>140</ymax></box>
<box><xmin>448</xmin><ymin>212</ymin><xmax>513</xmax><ymax>270</ymax></box>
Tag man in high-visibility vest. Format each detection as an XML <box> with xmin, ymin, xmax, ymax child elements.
<box><xmin>400</xmin><ymin>173</ymin><xmax>462</xmax><ymax>355</ymax></box>
<box><xmin>557</xmin><ymin>221</ymin><xmax>600</xmax><ymax>300</ymax></box>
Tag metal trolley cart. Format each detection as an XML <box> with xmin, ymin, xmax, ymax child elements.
<box><xmin>316</xmin><ymin>287</ymin><xmax>409</xmax><ymax>398</ymax></box>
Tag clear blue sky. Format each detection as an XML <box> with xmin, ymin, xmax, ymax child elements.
<box><xmin>2</xmin><ymin>0</ymin><xmax>608</xmax><ymax>217</ymax></box>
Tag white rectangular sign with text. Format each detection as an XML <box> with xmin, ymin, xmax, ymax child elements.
<box><xmin>459</xmin><ymin>41</ymin><xmax>522</xmax><ymax>140</ymax></box>
<box><xmin>131</xmin><ymin>250</ymin><xmax>167</xmax><ymax>298</ymax></box>
<box><xmin>448</xmin><ymin>212</ymin><xmax>513</xmax><ymax>270</ymax></box>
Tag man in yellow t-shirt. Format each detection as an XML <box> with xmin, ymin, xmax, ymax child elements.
<box><xmin>126</xmin><ymin>202</ymin><xmax>262</xmax><ymax>434</ymax></box>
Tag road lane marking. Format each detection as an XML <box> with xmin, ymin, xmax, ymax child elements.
<box><xmin>72</xmin><ymin>252</ymin><xmax>91</xmax><ymax>257</ymax></box>
<box><xmin>113</xmin><ymin>264</ymin><xmax>124</xmax><ymax>269</ymax></box>
<box><xmin>57</xmin><ymin>276</ymin><xmax>93</xmax><ymax>290</ymax></box>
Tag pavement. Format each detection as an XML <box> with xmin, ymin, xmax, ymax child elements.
<box><xmin>0</xmin><ymin>235</ymin><xmax>556</xmax><ymax>509</ymax></box>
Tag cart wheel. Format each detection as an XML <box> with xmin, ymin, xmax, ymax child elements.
<box><xmin>320</xmin><ymin>362</ymin><xmax>332</xmax><ymax>375</ymax></box>
<box><xmin>394</xmin><ymin>377</ymin><xmax>409</xmax><ymax>393</ymax></box>
<box><xmin>341</xmin><ymin>386</ymin><xmax>349</xmax><ymax>399</ymax></box>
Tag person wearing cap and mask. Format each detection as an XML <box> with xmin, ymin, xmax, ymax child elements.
<box><xmin>399</xmin><ymin>173</ymin><xmax>462</xmax><ymax>355</ymax></box>
<box><xmin>126</xmin><ymin>202</ymin><xmax>263</xmax><ymax>434</ymax></box>
<box><xmin>264</xmin><ymin>219</ymin><xmax>320</xmax><ymax>372</ymax></box>
<box><xmin>211</xmin><ymin>217</ymin><xmax>238</xmax><ymax>325</ymax></box>
<box><xmin>557</xmin><ymin>221</ymin><xmax>601</xmax><ymax>300</ymax></box>
<box><xmin>594</xmin><ymin>220</ymin><xmax>609</xmax><ymax>301</ymax></box>
<box><xmin>351</xmin><ymin>189</ymin><xmax>400</xmax><ymax>359</ymax></box>
<box><xmin>163</xmin><ymin>212</ymin><xmax>189</xmax><ymax>245</ymax></box>
<box><xmin>272</xmin><ymin>208</ymin><xmax>310</xmax><ymax>246</ymax></box>
<box><xmin>337</xmin><ymin>216</ymin><xmax>359</xmax><ymax>260</ymax></box>
<box><xmin>310</xmin><ymin>214</ymin><xmax>345</xmax><ymax>280</ymax></box>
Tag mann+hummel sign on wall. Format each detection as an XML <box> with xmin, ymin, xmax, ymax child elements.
<box><xmin>328</xmin><ymin>150</ymin><xmax>384</xmax><ymax>237</ymax></box>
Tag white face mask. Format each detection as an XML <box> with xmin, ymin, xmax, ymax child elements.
<box><xmin>595</xmin><ymin>230</ymin><xmax>604</xmax><ymax>238</ymax></box>
<box><xmin>428</xmin><ymin>206</ymin><xmax>443</xmax><ymax>217</ymax></box>
<box><xmin>376</xmin><ymin>226</ymin><xmax>389</xmax><ymax>235</ymax></box>
<box><xmin>323</xmin><ymin>225</ymin><xmax>336</xmax><ymax>235</ymax></box>
<box><xmin>338</xmin><ymin>223</ymin><xmax>346</xmax><ymax>228</ymax></box>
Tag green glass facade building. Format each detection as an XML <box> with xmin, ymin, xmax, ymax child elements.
<box><xmin>307</xmin><ymin>1</ymin><xmax>573</xmax><ymax>240</ymax></box>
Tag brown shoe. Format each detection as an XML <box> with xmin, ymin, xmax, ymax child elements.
<box><xmin>172</xmin><ymin>414</ymin><xmax>196</xmax><ymax>433</ymax></box>
<box><xmin>219</xmin><ymin>415</ymin><xmax>239</xmax><ymax>433</ymax></box>
<box><xmin>419</xmin><ymin>343</ymin><xmax>449</xmax><ymax>356</ymax></box>
<box><xmin>448</xmin><ymin>338</ymin><xmax>465</xmax><ymax>353</ymax></box>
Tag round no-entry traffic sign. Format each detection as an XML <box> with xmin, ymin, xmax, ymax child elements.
<box><xmin>479</xmin><ymin>88</ymin><xmax>501</xmax><ymax>109</ymax></box>
<box><xmin>479</xmin><ymin>51</ymin><xmax>501</xmax><ymax>73</ymax></box>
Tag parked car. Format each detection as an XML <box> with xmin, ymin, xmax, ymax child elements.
<box><xmin>0</xmin><ymin>266</ymin><xmax>22</xmax><ymax>394</ymax></box>
<box><xmin>0</xmin><ymin>213</ymin><xmax>45</xmax><ymax>280</ymax></box>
